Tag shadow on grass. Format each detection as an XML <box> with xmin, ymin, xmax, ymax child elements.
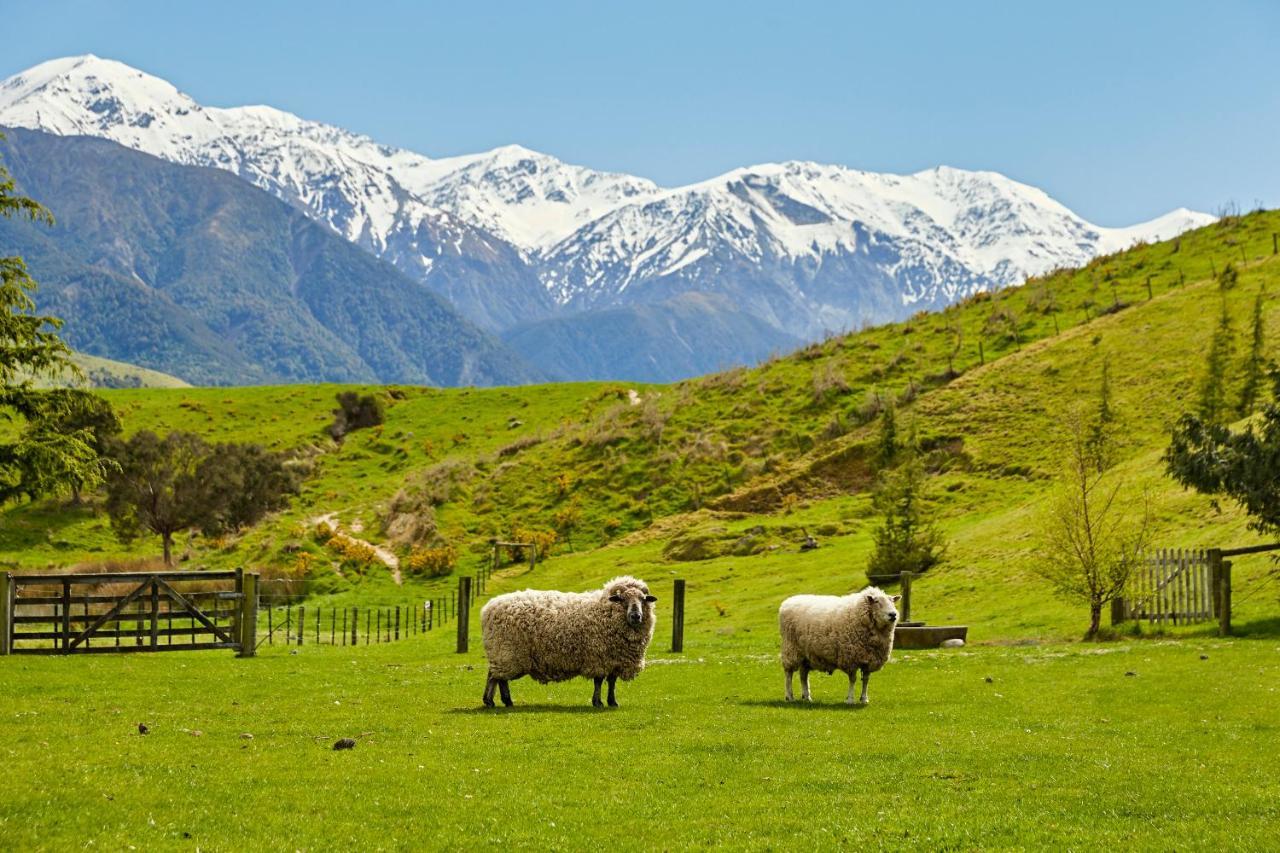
<box><xmin>737</xmin><ymin>699</ymin><xmax>868</xmax><ymax>712</ymax></box>
<box><xmin>447</xmin><ymin>703</ymin><xmax>620</xmax><ymax>715</ymax></box>
<box><xmin>1233</xmin><ymin>616</ymin><xmax>1280</xmax><ymax>638</ymax></box>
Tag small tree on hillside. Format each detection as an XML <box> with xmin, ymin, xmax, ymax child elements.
<box><xmin>1197</xmin><ymin>299</ymin><xmax>1235</xmax><ymax>426</ymax></box>
<box><xmin>104</xmin><ymin>431</ymin><xmax>209</xmax><ymax>565</ymax></box>
<box><xmin>1237</xmin><ymin>287</ymin><xmax>1267</xmax><ymax>417</ymax></box>
<box><xmin>1084</xmin><ymin>357</ymin><xmax>1118</xmax><ymax>472</ymax></box>
<box><xmin>874</xmin><ymin>400</ymin><xmax>898</xmax><ymax>470</ymax></box>
<box><xmin>327</xmin><ymin>391</ymin><xmax>384</xmax><ymax>440</ymax></box>
<box><xmin>195</xmin><ymin>443</ymin><xmax>301</xmax><ymax>536</ymax></box>
<box><xmin>1036</xmin><ymin>412</ymin><xmax>1151</xmax><ymax>638</ymax></box>
<box><xmin>553</xmin><ymin>502</ymin><xmax>582</xmax><ymax>552</ymax></box>
<box><xmin>866</xmin><ymin>453</ymin><xmax>946</xmax><ymax>579</ymax></box>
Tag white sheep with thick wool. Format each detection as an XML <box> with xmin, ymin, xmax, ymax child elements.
<box><xmin>480</xmin><ymin>576</ymin><xmax>657</xmax><ymax>708</ymax></box>
<box><xmin>778</xmin><ymin>586</ymin><xmax>900</xmax><ymax>704</ymax></box>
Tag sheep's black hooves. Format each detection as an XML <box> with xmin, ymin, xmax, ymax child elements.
<box><xmin>607</xmin><ymin>699</ymin><xmax>618</xmax><ymax>708</ymax></box>
<box><xmin>483</xmin><ymin>696</ymin><xmax>495</xmax><ymax>708</ymax></box>
<box><xmin>592</xmin><ymin>699</ymin><xmax>604</xmax><ymax>708</ymax></box>
<box><xmin>501</xmin><ymin>697</ymin><xmax>514</xmax><ymax>707</ymax></box>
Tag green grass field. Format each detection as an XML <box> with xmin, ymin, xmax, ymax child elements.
<box><xmin>2</xmin><ymin>636</ymin><xmax>1277</xmax><ymax>850</ymax></box>
<box><xmin>4</xmin><ymin>212</ymin><xmax>1280</xmax><ymax>849</ymax></box>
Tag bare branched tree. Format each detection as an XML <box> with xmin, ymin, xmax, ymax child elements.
<box><xmin>1036</xmin><ymin>410</ymin><xmax>1152</xmax><ymax>638</ymax></box>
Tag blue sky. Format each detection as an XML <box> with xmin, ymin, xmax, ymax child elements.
<box><xmin>4</xmin><ymin>0</ymin><xmax>1278</xmax><ymax>225</ymax></box>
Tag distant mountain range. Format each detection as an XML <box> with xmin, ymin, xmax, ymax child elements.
<box><xmin>0</xmin><ymin>129</ymin><xmax>538</xmax><ymax>386</ymax></box>
<box><xmin>0</xmin><ymin>55</ymin><xmax>1216</xmax><ymax>384</ymax></box>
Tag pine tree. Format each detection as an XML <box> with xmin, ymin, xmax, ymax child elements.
<box><xmin>1237</xmin><ymin>288</ymin><xmax>1266</xmax><ymax>416</ymax></box>
<box><xmin>1197</xmin><ymin>299</ymin><xmax>1235</xmax><ymax>426</ymax></box>
<box><xmin>874</xmin><ymin>400</ymin><xmax>898</xmax><ymax>470</ymax></box>
<box><xmin>866</xmin><ymin>454</ymin><xmax>946</xmax><ymax>579</ymax></box>
<box><xmin>1</xmin><ymin>135</ymin><xmax>111</xmax><ymax>504</ymax></box>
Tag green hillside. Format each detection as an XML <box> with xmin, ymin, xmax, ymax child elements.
<box><xmin>4</xmin><ymin>210</ymin><xmax>1280</xmax><ymax>643</ymax></box>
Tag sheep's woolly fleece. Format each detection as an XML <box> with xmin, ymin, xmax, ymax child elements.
<box><xmin>481</xmin><ymin>576</ymin><xmax>657</xmax><ymax>683</ymax></box>
<box><xmin>778</xmin><ymin>586</ymin><xmax>897</xmax><ymax>676</ymax></box>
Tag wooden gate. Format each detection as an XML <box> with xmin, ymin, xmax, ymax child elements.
<box><xmin>1</xmin><ymin>570</ymin><xmax>258</xmax><ymax>656</ymax></box>
<box><xmin>1117</xmin><ymin>549</ymin><xmax>1217</xmax><ymax>626</ymax></box>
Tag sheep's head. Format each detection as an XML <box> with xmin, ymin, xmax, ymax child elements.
<box><xmin>861</xmin><ymin>586</ymin><xmax>900</xmax><ymax>631</ymax></box>
<box><xmin>604</xmin><ymin>576</ymin><xmax>657</xmax><ymax>630</ymax></box>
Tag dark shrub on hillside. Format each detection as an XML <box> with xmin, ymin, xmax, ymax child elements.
<box><xmin>328</xmin><ymin>391</ymin><xmax>384</xmax><ymax>440</ymax></box>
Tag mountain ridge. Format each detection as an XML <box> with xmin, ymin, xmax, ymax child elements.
<box><xmin>0</xmin><ymin>127</ymin><xmax>541</xmax><ymax>386</ymax></box>
<box><xmin>0</xmin><ymin>54</ymin><xmax>1217</xmax><ymax>378</ymax></box>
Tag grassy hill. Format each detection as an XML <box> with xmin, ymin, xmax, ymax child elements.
<box><xmin>4</xmin><ymin>210</ymin><xmax>1280</xmax><ymax>643</ymax></box>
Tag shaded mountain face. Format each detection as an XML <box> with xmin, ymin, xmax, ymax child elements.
<box><xmin>0</xmin><ymin>55</ymin><xmax>1215</xmax><ymax>381</ymax></box>
<box><xmin>0</xmin><ymin>128</ymin><xmax>540</xmax><ymax>387</ymax></box>
<box><xmin>501</xmin><ymin>293</ymin><xmax>802</xmax><ymax>383</ymax></box>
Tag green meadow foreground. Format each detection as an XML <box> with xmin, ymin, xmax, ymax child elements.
<box><xmin>1</xmin><ymin>637</ymin><xmax>1277</xmax><ymax>849</ymax></box>
<box><xmin>4</xmin><ymin>214</ymin><xmax>1280</xmax><ymax>849</ymax></box>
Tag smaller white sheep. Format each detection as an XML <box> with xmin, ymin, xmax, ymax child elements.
<box><xmin>480</xmin><ymin>576</ymin><xmax>657</xmax><ymax>708</ymax></box>
<box><xmin>778</xmin><ymin>586</ymin><xmax>900</xmax><ymax>704</ymax></box>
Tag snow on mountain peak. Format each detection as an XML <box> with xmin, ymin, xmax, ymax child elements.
<box><xmin>0</xmin><ymin>55</ymin><xmax>1217</xmax><ymax>341</ymax></box>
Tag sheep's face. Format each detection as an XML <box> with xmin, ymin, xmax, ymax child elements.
<box><xmin>607</xmin><ymin>581</ymin><xmax>657</xmax><ymax>630</ymax></box>
<box><xmin>862</xmin><ymin>588</ymin><xmax>901</xmax><ymax>630</ymax></box>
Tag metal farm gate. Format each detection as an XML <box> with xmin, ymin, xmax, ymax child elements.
<box><xmin>0</xmin><ymin>570</ymin><xmax>259</xmax><ymax>656</ymax></box>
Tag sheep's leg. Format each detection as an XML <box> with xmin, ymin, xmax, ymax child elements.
<box><xmin>845</xmin><ymin>671</ymin><xmax>858</xmax><ymax>705</ymax></box>
<box><xmin>592</xmin><ymin>677</ymin><xmax>605</xmax><ymax>708</ymax></box>
<box><xmin>784</xmin><ymin>668</ymin><xmax>794</xmax><ymax>702</ymax></box>
<box><xmin>498</xmin><ymin>679</ymin><xmax>513</xmax><ymax>707</ymax></box>
<box><xmin>859</xmin><ymin>665</ymin><xmax>871</xmax><ymax>705</ymax></box>
<box><xmin>799</xmin><ymin>662</ymin><xmax>812</xmax><ymax>702</ymax></box>
<box><xmin>483</xmin><ymin>675</ymin><xmax>498</xmax><ymax>708</ymax></box>
<box><xmin>606</xmin><ymin>674</ymin><xmax>619</xmax><ymax>708</ymax></box>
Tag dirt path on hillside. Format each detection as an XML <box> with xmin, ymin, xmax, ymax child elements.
<box><xmin>312</xmin><ymin>512</ymin><xmax>402</xmax><ymax>585</ymax></box>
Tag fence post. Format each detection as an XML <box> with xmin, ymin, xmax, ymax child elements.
<box><xmin>1110</xmin><ymin>597</ymin><xmax>1128</xmax><ymax>626</ymax></box>
<box><xmin>352</xmin><ymin>607</ymin><xmax>358</xmax><ymax>646</ymax></box>
<box><xmin>1219</xmin><ymin>560</ymin><xmax>1233</xmax><ymax>637</ymax></box>
<box><xmin>148</xmin><ymin>579</ymin><xmax>159</xmax><ymax>650</ymax></box>
<box><xmin>900</xmin><ymin>571</ymin><xmax>913</xmax><ymax>623</ymax></box>
<box><xmin>456</xmin><ymin>577</ymin><xmax>472</xmax><ymax>654</ymax></box>
<box><xmin>298</xmin><ymin>606</ymin><xmax>305</xmax><ymax>647</ymax></box>
<box><xmin>671</xmin><ymin>578</ymin><xmax>686</xmax><ymax>653</ymax></box>
<box><xmin>1209</xmin><ymin>548</ymin><xmax>1223</xmax><ymax>629</ymax></box>
<box><xmin>0</xmin><ymin>573</ymin><xmax>11</xmax><ymax>656</ymax></box>
<box><xmin>238</xmin><ymin>573</ymin><xmax>259</xmax><ymax>658</ymax></box>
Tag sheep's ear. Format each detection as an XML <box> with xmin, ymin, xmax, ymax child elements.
<box><xmin>644</xmin><ymin>595</ymin><xmax>657</xmax><ymax>603</ymax></box>
<box><xmin>891</xmin><ymin>595</ymin><xmax>901</xmax><ymax>603</ymax></box>
<box><xmin>609</xmin><ymin>594</ymin><xmax>623</xmax><ymax>602</ymax></box>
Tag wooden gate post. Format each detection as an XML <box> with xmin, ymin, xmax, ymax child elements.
<box><xmin>1</xmin><ymin>573</ymin><xmax>11</xmax><ymax>656</ymax></box>
<box><xmin>671</xmin><ymin>579</ymin><xmax>686</xmax><ymax>653</ymax></box>
<box><xmin>456</xmin><ymin>577</ymin><xmax>472</xmax><ymax>653</ymax></box>
<box><xmin>1209</xmin><ymin>548</ymin><xmax>1226</xmax><ymax>634</ymax></box>
<box><xmin>900</xmin><ymin>572</ymin><xmax>913</xmax><ymax>623</ymax></box>
<box><xmin>1219</xmin><ymin>560</ymin><xmax>1233</xmax><ymax>637</ymax></box>
<box><xmin>1110</xmin><ymin>597</ymin><xmax>1128</xmax><ymax>626</ymax></box>
<box><xmin>238</xmin><ymin>573</ymin><xmax>259</xmax><ymax>658</ymax></box>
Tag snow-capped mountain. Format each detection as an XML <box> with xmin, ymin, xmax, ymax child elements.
<box><xmin>0</xmin><ymin>55</ymin><xmax>1216</xmax><ymax>374</ymax></box>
